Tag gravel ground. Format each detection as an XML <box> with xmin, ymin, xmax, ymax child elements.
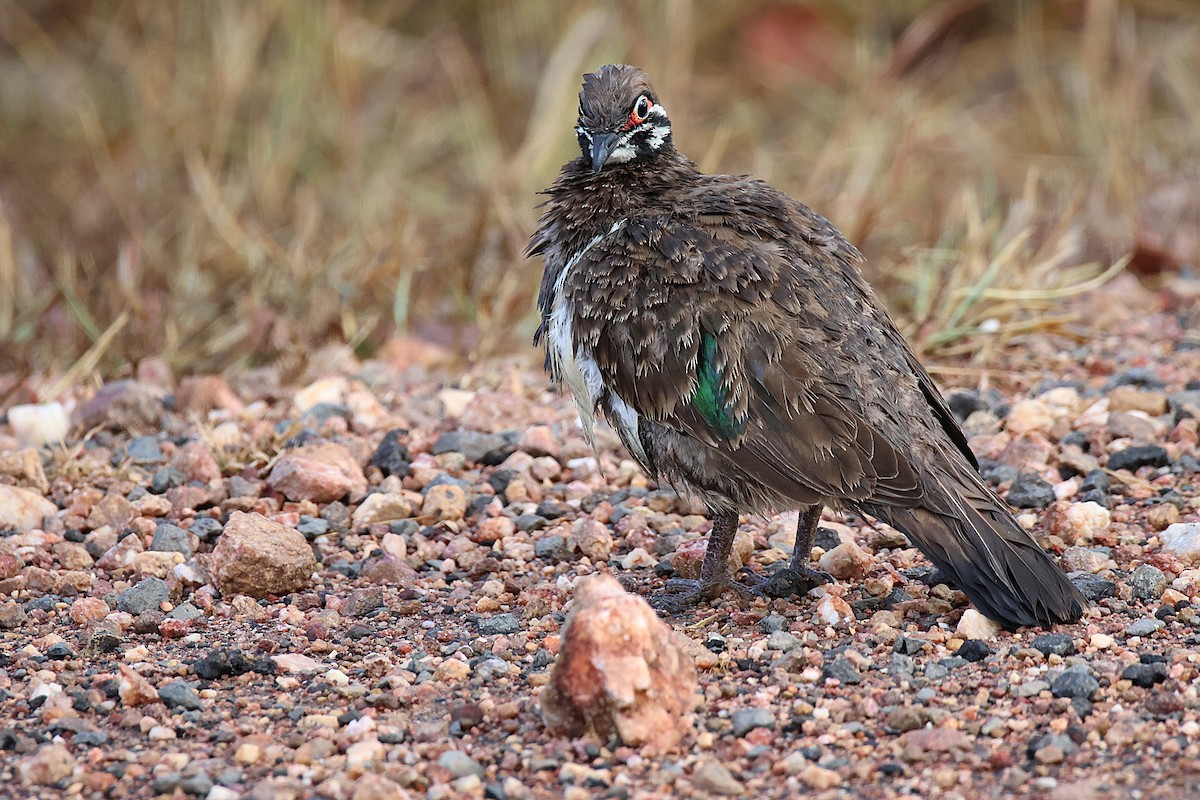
<box><xmin>2</xmin><ymin>274</ymin><xmax>1200</xmax><ymax>800</ymax></box>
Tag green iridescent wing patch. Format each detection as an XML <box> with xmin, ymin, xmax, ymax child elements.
<box><xmin>690</xmin><ymin>332</ymin><xmax>746</xmax><ymax>440</ymax></box>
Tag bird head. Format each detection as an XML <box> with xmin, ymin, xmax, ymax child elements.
<box><xmin>576</xmin><ymin>64</ymin><xmax>673</xmax><ymax>173</ymax></box>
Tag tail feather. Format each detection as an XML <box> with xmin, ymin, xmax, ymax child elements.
<box><xmin>864</xmin><ymin>467</ymin><xmax>1086</xmax><ymax>629</ymax></box>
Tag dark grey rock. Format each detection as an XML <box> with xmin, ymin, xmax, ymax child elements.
<box><xmin>1071</xmin><ymin>573</ymin><xmax>1118</xmax><ymax>602</ymax></box>
<box><xmin>226</xmin><ymin>476</ymin><xmax>259</xmax><ymax>499</ymax></box>
<box><xmin>47</xmin><ymin>642</ymin><xmax>76</xmax><ymax>660</ymax></box>
<box><xmin>369</xmin><ymin>429</ymin><xmax>411</xmax><ymax>478</ymax></box>
<box><xmin>823</xmin><ymin>656</ymin><xmax>862</xmax><ymax>684</ymax></box>
<box><xmin>923</xmin><ymin>663</ymin><xmax>950</xmax><ymax>680</ymax></box>
<box><xmin>159</xmin><ymin>680</ymin><xmax>203</xmax><ymax>710</ymax></box>
<box><xmin>192</xmin><ymin>648</ymin><xmax>274</xmax><ymax>680</ymax></box>
<box><xmin>1051</xmin><ymin>668</ymin><xmax>1099</xmax><ymax>700</ymax></box>
<box><xmin>760</xmin><ymin>614</ymin><xmax>787</xmax><ymax>633</ymax></box>
<box><xmin>179</xmin><ymin>770</ymin><xmax>213</xmax><ymax>796</ymax></box>
<box><xmin>1007</xmin><ymin>473</ymin><xmax>1055</xmax><ymax>509</ymax></box>
<box><xmin>514</xmin><ymin>514</ymin><xmax>549</xmax><ymax>533</ymax></box>
<box><xmin>299</xmin><ymin>403</ymin><xmax>348</xmax><ymax>425</ymax></box>
<box><xmin>1167</xmin><ymin>390</ymin><xmax>1200</xmax><ymax>421</ymax></box>
<box><xmin>153</xmin><ymin>773</ymin><xmax>182</xmax><ymax>794</ymax></box>
<box><xmin>297</xmin><ymin>515</ymin><xmax>330</xmax><ymax>539</ymax></box>
<box><xmin>151</xmin><ymin>523</ymin><xmax>193</xmax><ymax>557</ymax></box>
<box><xmin>167</xmin><ymin>602</ymin><xmax>203</xmax><ymax>621</ymax></box>
<box><xmin>1108</xmin><ymin>445</ymin><xmax>1169</xmax><ymax>473</ymax></box>
<box><xmin>979</xmin><ymin>458</ymin><xmax>1019</xmax><ymax>487</ymax></box>
<box><xmin>1103</xmin><ymin>368</ymin><xmax>1163</xmax><ymax>391</ymax></box>
<box><xmin>893</xmin><ymin>635</ymin><xmax>926</xmax><ymax>656</ymax></box>
<box><xmin>1128</xmin><ymin>564</ymin><xmax>1169</xmax><ymax>602</ymax></box>
<box><xmin>73</xmin><ymin>730</ymin><xmax>107</xmax><ymax>747</ymax></box>
<box><xmin>127</xmin><ymin>436</ymin><xmax>165</xmax><ymax>464</ymax></box>
<box><xmin>956</xmin><ymin>640</ymin><xmax>992</xmax><ymax>662</ymax></box>
<box><xmin>889</xmin><ymin>653</ymin><xmax>914</xmax><ymax>677</ymax></box>
<box><xmin>813</xmin><ymin>527</ymin><xmax>841</xmax><ymax>551</ymax></box>
<box><xmin>731</xmin><ymin>707</ymin><xmax>775</xmax><ymax>737</ymax></box>
<box><xmin>476</xmin><ymin>613</ymin><xmax>520</xmax><ymax>636</ymax></box>
<box><xmin>216</xmin><ymin>769</ymin><xmax>243</xmax><ymax>787</ymax></box>
<box><xmin>1031</xmin><ymin>633</ymin><xmax>1076</xmax><ymax>657</ymax></box>
<box><xmin>534</xmin><ymin>534</ymin><xmax>573</xmax><ymax>561</ymax></box>
<box><xmin>534</xmin><ymin>500</ymin><xmax>571</xmax><ymax>520</ymax></box>
<box><xmin>151</xmin><ymin>467</ymin><xmax>186</xmax><ymax>494</ymax></box>
<box><xmin>1121</xmin><ymin>662</ymin><xmax>1168</xmax><ymax>688</ymax></box>
<box><xmin>1081</xmin><ymin>470</ymin><xmax>1110</xmax><ymax>494</ymax></box>
<box><xmin>432</xmin><ymin>431</ymin><xmax>508</xmax><ymax>463</ymax></box>
<box><xmin>1125</xmin><ymin>618</ymin><xmax>1164</xmax><ymax>637</ymax></box>
<box><xmin>946</xmin><ymin>389</ymin><xmax>984</xmax><ymax>423</ymax></box>
<box><xmin>116</xmin><ymin>577</ymin><xmax>169</xmax><ymax>616</ymax></box>
<box><xmin>189</xmin><ymin>517</ymin><xmax>223</xmax><ymax>541</ymax></box>
<box><xmin>1029</xmin><ymin>733</ymin><xmax>1080</xmax><ymax>760</ymax></box>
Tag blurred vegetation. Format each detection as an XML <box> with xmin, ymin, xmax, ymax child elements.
<box><xmin>0</xmin><ymin>0</ymin><xmax>1197</xmax><ymax>382</ymax></box>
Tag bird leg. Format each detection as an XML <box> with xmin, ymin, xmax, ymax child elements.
<box><xmin>651</xmin><ymin>510</ymin><xmax>742</xmax><ymax>613</ymax></box>
<box><xmin>740</xmin><ymin>506</ymin><xmax>834</xmax><ymax>598</ymax></box>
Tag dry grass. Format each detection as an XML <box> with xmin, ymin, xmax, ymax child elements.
<box><xmin>0</xmin><ymin>0</ymin><xmax>1196</xmax><ymax>383</ymax></box>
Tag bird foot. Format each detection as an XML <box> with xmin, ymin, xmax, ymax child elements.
<box><xmin>739</xmin><ymin>566</ymin><xmax>834</xmax><ymax>599</ymax></box>
<box><xmin>648</xmin><ymin>574</ymin><xmax>767</xmax><ymax>613</ymax></box>
<box><xmin>649</xmin><ymin>578</ymin><xmax>725</xmax><ymax>613</ymax></box>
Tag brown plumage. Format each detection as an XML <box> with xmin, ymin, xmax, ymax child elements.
<box><xmin>531</xmin><ymin>64</ymin><xmax>1085</xmax><ymax>629</ymax></box>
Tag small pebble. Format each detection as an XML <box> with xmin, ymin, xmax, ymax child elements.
<box><xmin>1125</xmin><ymin>618</ymin><xmax>1164</xmax><ymax>637</ymax></box>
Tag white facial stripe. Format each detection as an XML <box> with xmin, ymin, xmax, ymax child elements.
<box><xmin>575</xmin><ymin>126</ymin><xmax>592</xmax><ymax>142</ymax></box>
<box><xmin>646</xmin><ymin>120</ymin><xmax>671</xmax><ymax>150</ymax></box>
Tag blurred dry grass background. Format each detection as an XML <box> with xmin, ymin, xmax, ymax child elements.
<box><xmin>0</xmin><ymin>0</ymin><xmax>1197</xmax><ymax>383</ymax></box>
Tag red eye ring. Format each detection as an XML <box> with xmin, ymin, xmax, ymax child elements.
<box><xmin>627</xmin><ymin>95</ymin><xmax>652</xmax><ymax>128</ymax></box>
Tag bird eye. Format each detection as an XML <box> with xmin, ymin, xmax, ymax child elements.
<box><xmin>630</xmin><ymin>95</ymin><xmax>651</xmax><ymax>125</ymax></box>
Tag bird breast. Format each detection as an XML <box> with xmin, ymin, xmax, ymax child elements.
<box><xmin>546</xmin><ymin>220</ymin><xmax>638</xmax><ymax>451</ymax></box>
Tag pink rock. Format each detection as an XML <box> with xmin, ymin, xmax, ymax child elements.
<box><xmin>117</xmin><ymin>664</ymin><xmax>159</xmax><ymax>706</ymax></box>
<box><xmin>176</xmin><ymin>375</ymin><xmax>245</xmax><ymax>415</ymax></box>
<box><xmin>0</xmin><ymin>447</ymin><xmax>49</xmax><ymax>493</ymax></box>
<box><xmin>541</xmin><ymin>574</ymin><xmax>698</xmax><ymax>752</ymax></box>
<box><xmin>96</xmin><ymin>533</ymin><xmax>144</xmax><ymax>572</ymax></box>
<box><xmin>267</xmin><ymin>443</ymin><xmax>367</xmax><ymax>503</ymax></box>
<box><xmin>70</xmin><ymin>597</ymin><xmax>110</xmax><ymax>625</ymax></box>
<box><xmin>74</xmin><ymin>380</ymin><xmax>162</xmax><ymax>432</ymax></box>
<box><xmin>571</xmin><ymin>519</ymin><xmax>614</xmax><ymax>562</ymax></box>
<box><xmin>85</xmin><ymin>493</ymin><xmax>136</xmax><ymax>531</ymax></box>
<box><xmin>0</xmin><ymin>485</ymin><xmax>57</xmax><ymax>531</ymax></box>
<box><xmin>818</xmin><ymin>540</ymin><xmax>872</xmax><ymax>580</ymax></box>
<box><xmin>899</xmin><ymin>725</ymin><xmax>969</xmax><ymax>754</ymax></box>
<box><xmin>17</xmin><ymin>742</ymin><xmax>76</xmax><ymax>786</ymax></box>
<box><xmin>169</xmin><ymin>441</ymin><xmax>222</xmax><ymax>484</ymax></box>
<box><xmin>672</xmin><ymin>531</ymin><xmax>754</xmax><ymax>580</ymax></box>
<box><xmin>209</xmin><ymin>511</ymin><xmax>317</xmax><ymax>598</ymax></box>
<box><xmin>0</xmin><ymin>552</ymin><xmax>25</xmax><ymax>580</ymax></box>
<box><xmin>519</xmin><ymin>425</ymin><xmax>561</xmax><ymax>458</ymax></box>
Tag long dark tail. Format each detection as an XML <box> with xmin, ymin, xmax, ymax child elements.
<box><xmin>864</xmin><ymin>466</ymin><xmax>1086</xmax><ymax>629</ymax></box>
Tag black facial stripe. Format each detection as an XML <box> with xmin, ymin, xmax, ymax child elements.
<box><xmin>628</xmin><ymin>128</ymin><xmax>654</xmax><ymax>149</ymax></box>
<box><xmin>627</xmin><ymin>121</ymin><xmax>671</xmax><ymax>151</ymax></box>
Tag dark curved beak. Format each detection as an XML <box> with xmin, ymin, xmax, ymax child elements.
<box><xmin>589</xmin><ymin>132</ymin><xmax>620</xmax><ymax>173</ymax></box>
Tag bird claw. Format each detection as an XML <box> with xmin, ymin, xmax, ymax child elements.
<box><xmin>740</xmin><ymin>566</ymin><xmax>834</xmax><ymax>599</ymax></box>
<box><xmin>649</xmin><ymin>577</ymin><xmax>726</xmax><ymax>613</ymax></box>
